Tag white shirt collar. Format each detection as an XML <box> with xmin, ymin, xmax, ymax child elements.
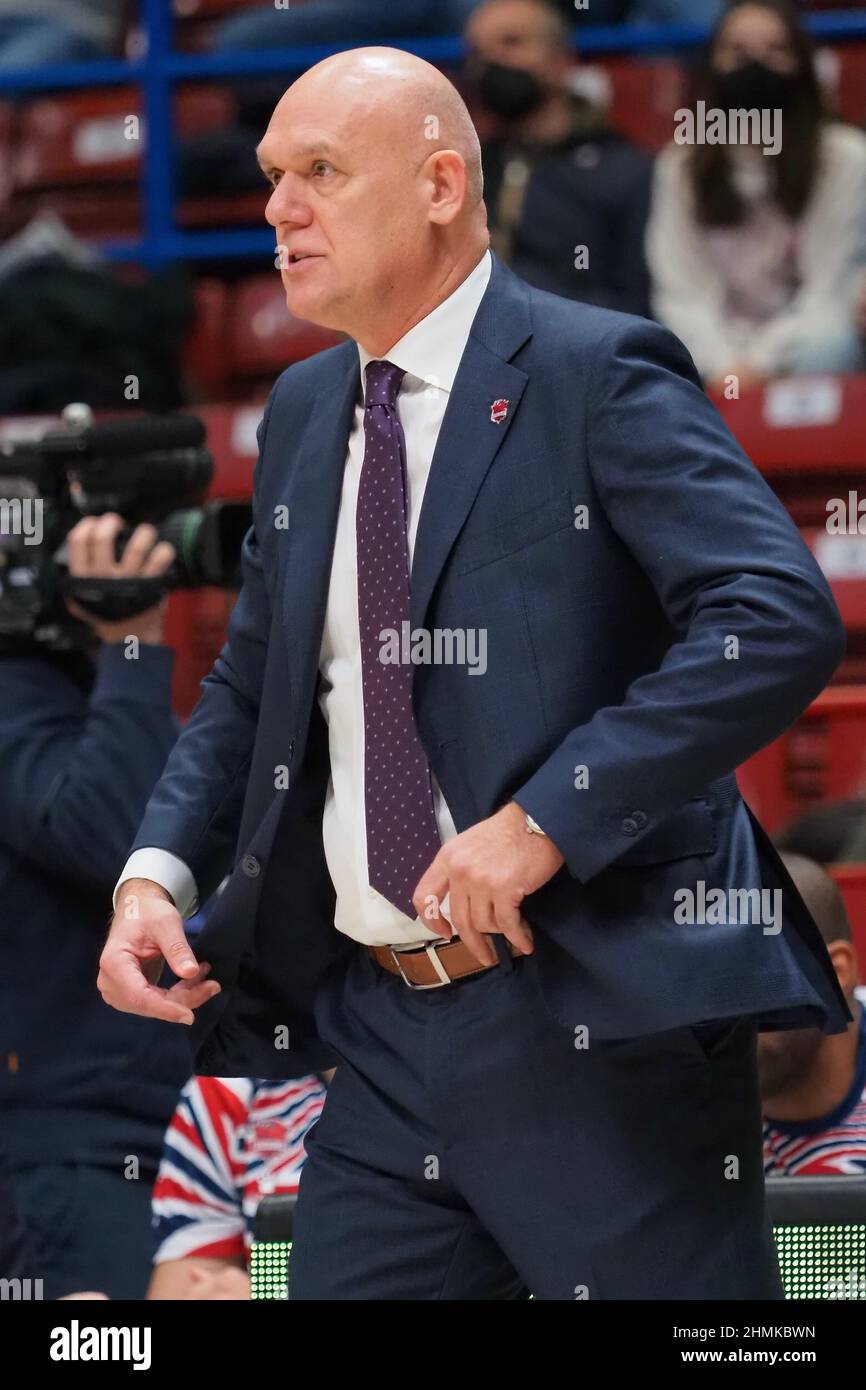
<box><xmin>356</xmin><ymin>249</ymin><xmax>492</xmax><ymax>397</ymax></box>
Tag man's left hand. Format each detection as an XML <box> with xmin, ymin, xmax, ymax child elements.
<box><xmin>413</xmin><ymin>802</ymin><xmax>565</xmax><ymax>967</ymax></box>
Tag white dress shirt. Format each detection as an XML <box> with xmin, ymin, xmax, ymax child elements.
<box><xmin>117</xmin><ymin>249</ymin><xmax>493</xmax><ymax>948</ymax></box>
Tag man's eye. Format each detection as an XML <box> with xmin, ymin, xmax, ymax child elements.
<box><xmin>312</xmin><ymin>161</ymin><xmax>334</xmax><ymax>177</ymax></box>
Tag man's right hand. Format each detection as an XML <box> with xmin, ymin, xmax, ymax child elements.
<box><xmin>98</xmin><ymin>880</ymin><xmax>221</xmax><ymax>1026</ymax></box>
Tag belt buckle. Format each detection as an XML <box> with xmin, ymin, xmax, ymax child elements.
<box><xmin>389</xmin><ymin>941</ymin><xmax>454</xmax><ymax>989</ymax></box>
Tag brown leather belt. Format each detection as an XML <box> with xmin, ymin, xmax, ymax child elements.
<box><xmin>368</xmin><ymin>936</ymin><xmax>520</xmax><ymax>989</ymax></box>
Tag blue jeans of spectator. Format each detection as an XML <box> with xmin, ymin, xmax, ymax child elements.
<box><xmin>212</xmin><ymin>0</ymin><xmax>478</xmax><ymax>49</ymax></box>
<box><xmin>0</xmin><ymin>17</ymin><xmax>104</xmax><ymax>69</ymax></box>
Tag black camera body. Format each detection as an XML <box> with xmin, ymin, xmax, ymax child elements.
<box><xmin>0</xmin><ymin>407</ymin><xmax>251</xmax><ymax>652</ymax></box>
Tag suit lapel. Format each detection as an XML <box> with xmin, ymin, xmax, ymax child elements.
<box><xmin>409</xmin><ymin>253</ymin><xmax>533</xmax><ymax>632</ymax></box>
<box><xmin>279</xmin><ymin>254</ymin><xmax>533</xmax><ymax>719</ymax></box>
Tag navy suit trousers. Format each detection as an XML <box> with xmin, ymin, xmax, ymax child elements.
<box><xmin>289</xmin><ymin>944</ymin><xmax>783</xmax><ymax>1300</ymax></box>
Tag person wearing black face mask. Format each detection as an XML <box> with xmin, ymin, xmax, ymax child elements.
<box><xmin>647</xmin><ymin>0</ymin><xmax>866</xmax><ymax>387</ymax></box>
<box><xmin>471</xmin><ymin>58</ymin><xmax>547</xmax><ymax>121</ymax></box>
<box><xmin>712</xmin><ymin>56</ymin><xmax>801</xmax><ymax>113</ymax></box>
<box><xmin>463</xmin><ymin>0</ymin><xmax>653</xmax><ymax>317</ymax></box>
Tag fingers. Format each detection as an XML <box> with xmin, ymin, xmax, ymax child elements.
<box><xmin>98</xmin><ymin>950</ymin><xmax>198</xmax><ymax>1025</ymax></box>
<box><xmin>150</xmin><ymin>915</ymin><xmax>200</xmax><ymax>979</ymax></box>
<box><xmin>413</xmin><ymin>845</ymin><xmax>533</xmax><ymax>968</ymax></box>
<box><xmin>66</xmin><ymin>514</ymin><xmax>105</xmax><ymax>575</ymax></box>
<box><xmin>67</xmin><ymin>515</ymin><xmax>174</xmax><ymax>580</ymax></box>
<box><xmin>141</xmin><ymin>539</ymin><xmax>176</xmax><ymax>578</ymax></box>
<box><xmin>99</xmin><ymin>953</ymin><xmax>220</xmax><ymax>1026</ymax></box>
<box><xmin>448</xmin><ymin>885</ymin><xmax>497</xmax><ymax>967</ymax></box>
<box><xmin>166</xmin><ymin>970</ymin><xmax>222</xmax><ymax>1016</ymax></box>
<box><xmin>99</xmin><ymin>898</ymin><xmax>206</xmax><ymax>1024</ymax></box>
<box><xmin>493</xmin><ymin>898</ymin><xmax>535</xmax><ymax>955</ymax></box>
<box><xmin>118</xmin><ymin>524</ymin><xmax>175</xmax><ymax>579</ymax></box>
<box><xmin>413</xmin><ymin>853</ymin><xmax>450</xmax><ymax>935</ymax></box>
<box><xmin>116</xmin><ymin>521</ymin><xmax>159</xmax><ymax>575</ymax></box>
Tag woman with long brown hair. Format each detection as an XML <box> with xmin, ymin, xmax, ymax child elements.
<box><xmin>647</xmin><ymin>0</ymin><xmax>866</xmax><ymax>388</ymax></box>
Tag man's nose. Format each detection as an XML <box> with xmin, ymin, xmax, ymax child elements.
<box><xmin>265</xmin><ymin>180</ymin><xmax>310</xmax><ymax>230</ymax></box>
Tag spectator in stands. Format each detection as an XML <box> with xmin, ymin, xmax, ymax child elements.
<box><xmin>629</xmin><ymin>0</ymin><xmax>725</xmax><ymax>25</ymax></box>
<box><xmin>464</xmin><ymin>0</ymin><xmax>652</xmax><ymax>314</ymax></box>
<box><xmin>0</xmin><ymin>0</ymin><xmax>127</xmax><ymax>68</ymax></box>
<box><xmin>647</xmin><ymin>0</ymin><xmax>866</xmax><ymax>387</ymax></box>
<box><xmin>776</xmin><ymin>798</ymin><xmax>866</xmax><ymax>865</ymax></box>
<box><xmin>211</xmin><ymin>0</ymin><xmax>482</xmax><ymax>52</ymax></box>
<box><xmin>148</xmin><ymin>1072</ymin><xmax>329</xmax><ymax>1299</ymax></box>
<box><xmin>762</xmin><ymin>854</ymin><xmax>866</xmax><ymax>1174</ymax></box>
<box><xmin>0</xmin><ymin>514</ymin><xmax>192</xmax><ymax>1299</ymax></box>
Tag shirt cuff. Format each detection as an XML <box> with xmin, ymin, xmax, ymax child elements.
<box><xmin>114</xmin><ymin>848</ymin><xmax>200</xmax><ymax>920</ymax></box>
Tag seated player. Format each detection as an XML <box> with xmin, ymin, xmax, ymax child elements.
<box><xmin>761</xmin><ymin>855</ymin><xmax>866</xmax><ymax>1175</ymax></box>
<box><xmin>148</xmin><ymin>1072</ymin><xmax>329</xmax><ymax>1299</ymax></box>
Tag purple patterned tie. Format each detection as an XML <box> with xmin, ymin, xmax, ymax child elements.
<box><xmin>357</xmin><ymin>359</ymin><xmax>441</xmax><ymax>918</ymax></box>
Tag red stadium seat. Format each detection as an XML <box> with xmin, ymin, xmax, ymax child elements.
<box><xmin>600</xmin><ymin>56</ymin><xmax>689</xmax><ymax>155</ymax></box>
<box><xmin>711</xmin><ymin>374</ymin><xmax>866</xmax><ymax>683</ymax></box>
<box><xmin>225</xmin><ymin>274</ymin><xmax>344</xmax><ymax>389</ymax></box>
<box><xmin>12</xmin><ymin>86</ymin><xmax>234</xmax><ymax>191</ymax></box>
<box><xmin>166</xmin><ymin>399</ymin><xmax>264</xmax><ymax>716</ymax></box>
<box><xmin>164</xmin><ymin>586</ymin><xmax>238</xmax><ymax>718</ymax></box>
<box><xmin>738</xmin><ymin>689</ymin><xmax>866</xmax><ymax>834</ymax></box>
<box><xmin>183</xmin><ymin>278</ymin><xmax>232</xmax><ymax>400</ymax></box>
<box><xmin>832</xmin><ymin>42</ymin><xmax>866</xmax><ymax>126</ymax></box>
<box><xmin>196</xmin><ymin>401</ymin><xmax>263</xmax><ymax>496</ymax></box>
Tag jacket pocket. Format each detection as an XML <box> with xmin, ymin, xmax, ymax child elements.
<box><xmin>456</xmin><ymin>489</ymin><xmax>576</xmax><ymax>575</ymax></box>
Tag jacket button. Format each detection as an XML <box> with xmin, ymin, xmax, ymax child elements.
<box><xmin>631</xmin><ymin>810</ymin><xmax>648</xmax><ymax>829</ymax></box>
<box><xmin>621</xmin><ymin>818</ymin><xmax>638</xmax><ymax>836</ymax></box>
<box><xmin>241</xmin><ymin>854</ymin><xmax>261</xmax><ymax>877</ymax></box>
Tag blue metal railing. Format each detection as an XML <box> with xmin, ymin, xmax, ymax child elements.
<box><xmin>0</xmin><ymin>1</ymin><xmax>864</xmax><ymax>268</ymax></box>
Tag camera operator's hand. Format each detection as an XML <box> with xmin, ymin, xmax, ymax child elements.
<box><xmin>99</xmin><ymin>879</ymin><xmax>220</xmax><ymax>1026</ymax></box>
<box><xmin>65</xmin><ymin>513</ymin><xmax>176</xmax><ymax>645</ymax></box>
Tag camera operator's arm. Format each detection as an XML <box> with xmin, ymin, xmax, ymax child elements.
<box><xmin>0</xmin><ymin>516</ymin><xmax>178</xmax><ymax>894</ymax></box>
<box><xmin>100</xmin><ymin>395</ymin><xmax>278</xmax><ymax>1024</ymax></box>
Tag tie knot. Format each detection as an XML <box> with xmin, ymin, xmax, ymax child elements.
<box><xmin>364</xmin><ymin>359</ymin><xmax>405</xmax><ymax>410</ymax></box>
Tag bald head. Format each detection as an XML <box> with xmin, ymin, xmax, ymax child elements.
<box><xmin>293</xmin><ymin>48</ymin><xmax>484</xmax><ymax>205</ymax></box>
<box><xmin>258</xmin><ymin>48</ymin><xmax>489</xmax><ymax>350</ymax></box>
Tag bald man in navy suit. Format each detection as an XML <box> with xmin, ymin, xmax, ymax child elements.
<box><xmin>101</xmin><ymin>49</ymin><xmax>848</xmax><ymax>1300</ymax></box>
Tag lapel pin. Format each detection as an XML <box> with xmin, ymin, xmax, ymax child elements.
<box><xmin>490</xmin><ymin>398</ymin><xmax>509</xmax><ymax>425</ymax></box>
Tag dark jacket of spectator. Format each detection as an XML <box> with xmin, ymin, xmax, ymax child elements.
<box><xmin>481</xmin><ymin>95</ymin><xmax>653</xmax><ymax>316</ymax></box>
<box><xmin>0</xmin><ymin>644</ymin><xmax>190</xmax><ymax>1174</ymax></box>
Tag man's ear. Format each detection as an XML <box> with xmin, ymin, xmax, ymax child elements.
<box><xmin>426</xmin><ymin>149</ymin><xmax>467</xmax><ymax>227</ymax></box>
<box><xmin>827</xmin><ymin>939</ymin><xmax>859</xmax><ymax>998</ymax></box>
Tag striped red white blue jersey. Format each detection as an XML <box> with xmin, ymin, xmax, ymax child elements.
<box><xmin>152</xmin><ymin>1073</ymin><xmax>327</xmax><ymax>1265</ymax></box>
<box><xmin>763</xmin><ymin>1005</ymin><xmax>866</xmax><ymax>1176</ymax></box>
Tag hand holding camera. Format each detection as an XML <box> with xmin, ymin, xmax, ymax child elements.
<box><xmin>65</xmin><ymin>513</ymin><xmax>176</xmax><ymax>646</ymax></box>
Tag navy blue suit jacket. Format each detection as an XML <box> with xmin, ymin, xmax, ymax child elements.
<box><xmin>130</xmin><ymin>253</ymin><xmax>850</xmax><ymax>1078</ymax></box>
